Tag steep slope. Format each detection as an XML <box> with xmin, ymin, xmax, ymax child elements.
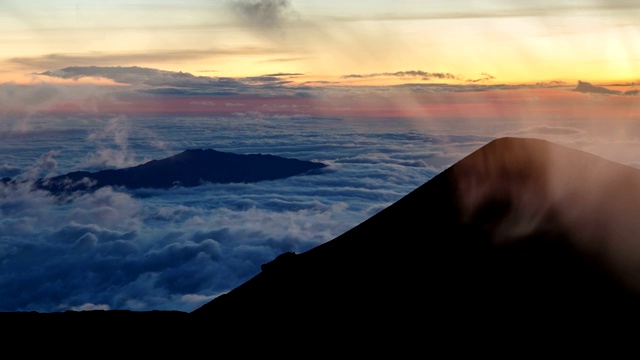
<box><xmin>30</xmin><ymin>149</ymin><xmax>327</xmax><ymax>194</ymax></box>
<box><xmin>192</xmin><ymin>137</ymin><xmax>640</xmax><ymax>337</ymax></box>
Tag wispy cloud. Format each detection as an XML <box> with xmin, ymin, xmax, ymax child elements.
<box><xmin>501</xmin><ymin>124</ymin><xmax>585</xmax><ymax>137</ymax></box>
<box><xmin>40</xmin><ymin>66</ymin><xmax>243</xmax><ymax>87</ymax></box>
<box><xmin>259</xmin><ymin>57</ymin><xmax>312</xmax><ymax>63</ymax></box>
<box><xmin>0</xmin><ymin>82</ymin><xmax>112</xmax><ymax>115</ymax></box>
<box><xmin>82</xmin><ymin>116</ymin><xmax>141</xmax><ymax>170</ymax></box>
<box><xmin>227</xmin><ymin>0</ymin><xmax>298</xmax><ymax>31</ymax></box>
<box><xmin>323</xmin><ymin>0</ymin><xmax>640</xmax><ymax>22</ymax></box>
<box><xmin>0</xmin><ymin>83</ymin><xmax>62</xmax><ymax>113</ymax></box>
<box><xmin>340</xmin><ymin>70</ymin><xmax>504</xmax><ymax>84</ymax></box>
<box><xmin>262</xmin><ymin>72</ymin><xmax>304</xmax><ymax>77</ymax></box>
<box><xmin>37</xmin><ymin>66</ymin><xmax>308</xmax><ymax>97</ymax></box>
<box><xmin>342</xmin><ymin>70</ymin><xmax>460</xmax><ymax>81</ymax></box>
<box><xmin>10</xmin><ymin>47</ymin><xmax>282</xmax><ymax>71</ymax></box>
<box><xmin>467</xmin><ymin>73</ymin><xmax>496</xmax><ymax>83</ymax></box>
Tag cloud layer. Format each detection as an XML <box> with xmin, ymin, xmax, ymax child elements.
<box><xmin>0</xmin><ymin>115</ymin><xmax>454</xmax><ymax>312</ymax></box>
<box><xmin>3</xmin><ymin>66</ymin><xmax>639</xmax><ymax>314</ymax></box>
<box><xmin>2</xmin><ymin>95</ymin><xmax>640</xmax><ymax>312</ymax></box>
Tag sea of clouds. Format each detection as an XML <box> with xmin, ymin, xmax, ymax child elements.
<box><xmin>1</xmin><ymin>114</ymin><xmax>638</xmax><ymax>312</ymax></box>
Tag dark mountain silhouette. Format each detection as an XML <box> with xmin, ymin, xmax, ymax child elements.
<box><xmin>23</xmin><ymin>149</ymin><xmax>327</xmax><ymax>194</ymax></box>
<box><xmin>190</xmin><ymin>136</ymin><xmax>640</xmax><ymax>342</ymax></box>
<box><xmin>574</xmin><ymin>80</ymin><xmax>622</xmax><ymax>95</ymax></box>
<box><xmin>4</xmin><ymin>137</ymin><xmax>640</xmax><ymax>350</ymax></box>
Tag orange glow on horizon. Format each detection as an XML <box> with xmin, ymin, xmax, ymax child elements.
<box><xmin>33</xmin><ymin>87</ymin><xmax>636</xmax><ymax>121</ymax></box>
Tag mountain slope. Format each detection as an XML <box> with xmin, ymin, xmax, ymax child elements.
<box><xmin>193</xmin><ymin>137</ymin><xmax>640</xmax><ymax>336</ymax></box>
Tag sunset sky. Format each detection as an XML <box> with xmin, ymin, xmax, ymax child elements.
<box><xmin>1</xmin><ymin>1</ymin><xmax>640</xmax><ymax>313</ymax></box>
<box><xmin>1</xmin><ymin>0</ymin><xmax>638</xmax><ymax>120</ymax></box>
<box><xmin>2</xmin><ymin>0</ymin><xmax>638</xmax><ymax>84</ymax></box>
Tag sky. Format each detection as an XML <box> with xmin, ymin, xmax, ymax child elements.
<box><xmin>2</xmin><ymin>0</ymin><xmax>639</xmax><ymax>83</ymax></box>
<box><xmin>0</xmin><ymin>1</ymin><xmax>638</xmax><ymax>124</ymax></box>
<box><xmin>0</xmin><ymin>0</ymin><xmax>639</xmax><ymax>312</ymax></box>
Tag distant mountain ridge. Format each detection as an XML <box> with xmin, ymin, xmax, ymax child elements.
<box><xmin>2</xmin><ymin>149</ymin><xmax>327</xmax><ymax>194</ymax></box>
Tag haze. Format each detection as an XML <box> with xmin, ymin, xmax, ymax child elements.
<box><xmin>0</xmin><ymin>0</ymin><xmax>638</xmax><ymax>313</ymax></box>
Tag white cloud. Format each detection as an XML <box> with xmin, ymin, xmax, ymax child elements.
<box><xmin>81</xmin><ymin>116</ymin><xmax>142</xmax><ymax>170</ymax></box>
<box><xmin>0</xmin><ymin>83</ymin><xmax>112</xmax><ymax>115</ymax></box>
<box><xmin>4</xmin><ymin>113</ymin><xmax>639</xmax><ymax>313</ymax></box>
<box><xmin>227</xmin><ymin>0</ymin><xmax>298</xmax><ymax>31</ymax></box>
<box><xmin>70</xmin><ymin>303</ymin><xmax>111</xmax><ymax>311</ymax></box>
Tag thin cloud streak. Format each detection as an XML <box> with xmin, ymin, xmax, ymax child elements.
<box><xmin>322</xmin><ymin>1</ymin><xmax>640</xmax><ymax>22</ymax></box>
<box><xmin>342</xmin><ymin>70</ymin><xmax>460</xmax><ymax>81</ymax></box>
<box><xmin>35</xmin><ymin>65</ymin><xmax>560</xmax><ymax>94</ymax></box>
<box><xmin>11</xmin><ymin>47</ymin><xmax>284</xmax><ymax>71</ymax></box>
